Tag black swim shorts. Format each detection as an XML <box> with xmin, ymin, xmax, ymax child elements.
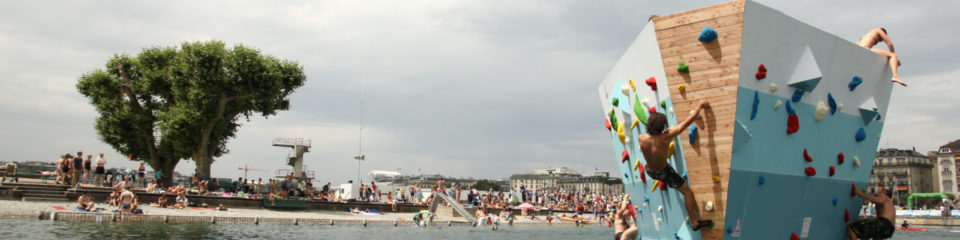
<box><xmin>850</xmin><ymin>217</ymin><xmax>894</xmax><ymax>239</ymax></box>
<box><xmin>645</xmin><ymin>165</ymin><xmax>685</xmax><ymax>188</ymax></box>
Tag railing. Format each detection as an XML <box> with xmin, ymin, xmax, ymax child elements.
<box><xmin>273</xmin><ymin>137</ymin><xmax>312</xmax><ymax>148</ymax></box>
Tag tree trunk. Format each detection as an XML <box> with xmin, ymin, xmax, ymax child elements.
<box><xmin>193</xmin><ymin>152</ymin><xmax>211</xmax><ymax>179</ymax></box>
<box><xmin>148</xmin><ymin>156</ymin><xmax>179</xmax><ymax>188</ymax></box>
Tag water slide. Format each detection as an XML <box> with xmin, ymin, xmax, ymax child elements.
<box><xmin>430</xmin><ymin>192</ymin><xmax>476</xmax><ymax>224</ymax></box>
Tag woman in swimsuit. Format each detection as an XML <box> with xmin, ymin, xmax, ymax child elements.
<box><xmin>94</xmin><ymin>153</ymin><xmax>106</xmax><ymax>187</ymax></box>
<box><xmin>61</xmin><ymin>154</ymin><xmax>72</xmax><ymax>186</ymax></box>
<box><xmin>83</xmin><ymin>155</ymin><xmax>92</xmax><ymax>185</ymax></box>
<box><xmin>137</xmin><ymin>162</ymin><xmax>146</xmax><ymax>189</ymax></box>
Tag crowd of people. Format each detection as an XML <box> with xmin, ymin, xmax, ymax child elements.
<box><xmin>47</xmin><ymin>151</ymin><xmax>146</xmax><ymax>189</ymax></box>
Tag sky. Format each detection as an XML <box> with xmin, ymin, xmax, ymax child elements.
<box><xmin>0</xmin><ymin>0</ymin><xmax>957</xmax><ymax>184</ymax></box>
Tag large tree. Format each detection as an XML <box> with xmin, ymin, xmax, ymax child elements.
<box><xmin>77</xmin><ymin>41</ymin><xmax>306</xmax><ymax>186</ymax></box>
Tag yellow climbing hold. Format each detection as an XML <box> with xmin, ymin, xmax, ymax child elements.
<box><xmin>667</xmin><ymin>141</ymin><xmax>676</xmax><ymax>158</ymax></box>
<box><xmin>713</xmin><ymin>176</ymin><xmax>721</xmax><ymax>183</ymax></box>
<box><xmin>617</xmin><ymin>122</ymin><xmax>626</xmax><ymax>144</ymax></box>
<box><xmin>629</xmin><ymin>78</ymin><xmax>636</xmax><ymax>91</ymax></box>
<box><xmin>678</xmin><ymin>84</ymin><xmax>686</xmax><ymax>92</ymax></box>
<box><xmin>650</xmin><ymin>180</ymin><xmax>661</xmax><ymax>192</ymax></box>
<box><xmin>631</xmin><ymin>118</ymin><xmax>639</xmax><ymax>130</ymax></box>
<box><xmin>633</xmin><ymin>158</ymin><xmax>641</xmax><ymax>170</ymax></box>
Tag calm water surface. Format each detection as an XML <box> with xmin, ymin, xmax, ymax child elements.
<box><xmin>0</xmin><ymin>219</ymin><xmax>957</xmax><ymax>239</ymax></box>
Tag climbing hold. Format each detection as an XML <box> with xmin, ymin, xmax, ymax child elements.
<box><xmin>669</xmin><ymin>108</ymin><xmax>674</xmax><ymax>114</ymax></box>
<box><xmin>689</xmin><ymin>124</ymin><xmax>698</xmax><ymax>144</ymax></box>
<box><xmin>849</xmin><ymin>76</ymin><xmax>863</xmax><ymax>91</ymax></box>
<box><xmin>828</xmin><ymin>93</ymin><xmax>837</xmax><ymax>115</ymax></box>
<box><xmin>804</xmin><ymin>167</ymin><xmax>817</xmax><ymax>176</ymax></box>
<box><xmin>705</xmin><ymin>201</ymin><xmax>715</xmax><ymax>211</ymax></box>
<box><xmin>838</xmin><ymin>153</ymin><xmax>845</xmax><ymax>165</ymax></box>
<box><xmin>617</xmin><ymin>122</ymin><xmax>626</xmax><ymax>144</ymax></box>
<box><xmin>850</xmin><ymin>183</ymin><xmax>857</xmax><ymax>197</ymax></box>
<box><xmin>659</xmin><ymin>180</ymin><xmax>667</xmax><ymax>190</ymax></box>
<box><xmin>678</xmin><ymin>62</ymin><xmax>690</xmax><ymax>73</ymax></box>
<box><xmin>792</xmin><ymin>89</ymin><xmax>804</xmax><ymax>102</ymax></box>
<box><xmin>814</xmin><ymin>101</ymin><xmax>828</xmax><ymax>121</ymax></box>
<box><xmin>788</xmin><ymin>46</ymin><xmax>824</xmax><ymax>91</ymax></box>
<box><xmin>633</xmin><ymin>96</ymin><xmax>647</xmax><ymax>125</ymax></box>
<box><xmin>751</xmin><ymin>91</ymin><xmax>759</xmax><ymax>120</ymax></box>
<box><xmin>758</xmin><ymin>64</ymin><xmax>767</xmax><ymax>73</ymax></box>
<box><xmin>755</xmin><ymin>64</ymin><xmax>767</xmax><ymax>80</ymax></box>
<box><xmin>855</xmin><ymin>128</ymin><xmax>866</xmax><ymax>142</ymax></box>
<box><xmin>726</xmin><ymin>226</ymin><xmax>734</xmax><ymax>233</ymax></box>
<box><xmin>758</xmin><ymin>176</ymin><xmax>765</xmax><ymax>185</ymax></box>
<box><xmin>675</xmin><ymin>232</ymin><xmax>680</xmax><ymax>240</ymax></box>
<box><xmin>785</xmin><ymin>101</ymin><xmax>796</xmax><ymax>115</ymax></box>
<box><xmin>621</xmin><ymin>149</ymin><xmax>629</xmax><ymax>163</ymax></box>
<box><xmin>609</xmin><ymin>110</ymin><xmax>618</xmax><ymax>131</ymax></box>
<box><xmin>791</xmin><ymin>232</ymin><xmax>800</xmax><ymax>240</ymax></box>
<box><xmin>658</xmin><ymin>205</ymin><xmax>664</xmax><ymax>212</ymax></box>
<box><xmin>644</xmin><ymin>196</ymin><xmax>650</xmax><ymax>202</ymax></box>
<box><xmin>698</xmin><ymin>27</ymin><xmax>718</xmax><ymax>43</ymax></box>
<box><xmin>651</xmin><ymin>181</ymin><xmax>660</xmax><ymax>192</ymax></box>
<box><xmin>845</xmin><ymin>208</ymin><xmax>851</xmax><ymax>222</ymax></box>
<box><xmin>787</xmin><ymin>114</ymin><xmax>799</xmax><ymax>134</ymax></box>
<box><xmin>829</xmin><ymin>166</ymin><xmax>836</xmax><ymax>177</ymax></box>
<box><xmin>770</xmin><ymin>83</ymin><xmax>778</xmax><ymax>93</ymax></box>
<box><xmin>667</xmin><ymin>141</ymin><xmax>676</xmax><ymax>158</ymax></box>
<box><xmin>633</xmin><ymin>158</ymin><xmax>642</xmax><ymax>170</ymax></box>
<box><xmin>859</xmin><ymin>97</ymin><xmax>879</xmax><ymax>125</ymax></box>
<box><xmin>631</xmin><ymin>118</ymin><xmax>639</xmax><ymax>130</ymax></box>
<box><xmin>612</xmin><ymin>97</ymin><xmax>620</xmax><ymax>107</ymax></box>
<box><xmin>645</xmin><ymin>77</ymin><xmax>657</xmax><ymax>91</ymax></box>
<box><xmin>876</xmin><ymin>113</ymin><xmax>881</xmax><ymax>121</ymax></box>
<box><xmin>605</xmin><ymin>118</ymin><xmax>612</xmax><ymax>131</ymax></box>
<box><xmin>853</xmin><ymin>156</ymin><xmax>861</xmax><ymax>167</ymax></box>
<box><xmin>713</xmin><ymin>176</ymin><xmax>721</xmax><ymax>183</ymax></box>
<box><xmin>642</xmin><ymin>98</ymin><xmax>650</xmax><ymax>108</ymax></box>
<box><xmin>833</xmin><ymin>197</ymin><xmax>838</xmax><ymax>206</ymax></box>
<box><xmin>660</xmin><ymin>99</ymin><xmax>666</xmax><ymax>109</ymax></box>
<box><xmin>678</xmin><ymin>84</ymin><xmax>686</xmax><ymax>92</ymax></box>
<box><xmin>803</xmin><ymin>149</ymin><xmax>813</xmax><ymax>162</ymax></box>
<box><xmin>774</xmin><ymin>100</ymin><xmax>782</xmax><ymax>110</ymax></box>
<box><xmin>682</xmin><ymin>171</ymin><xmax>688</xmax><ymax>181</ymax></box>
<box><xmin>649</xmin><ymin>106</ymin><xmax>657</xmax><ymax>114</ymax></box>
<box><xmin>629</xmin><ymin>78</ymin><xmax>637</xmax><ymax>91</ymax></box>
<box><xmin>625</xmin><ymin>137</ymin><xmax>631</xmax><ymax>145</ymax></box>
<box><xmin>621</xmin><ymin>85</ymin><xmax>631</xmax><ymax>96</ymax></box>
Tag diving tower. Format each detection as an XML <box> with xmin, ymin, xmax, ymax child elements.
<box><xmin>273</xmin><ymin>137</ymin><xmax>312</xmax><ymax>181</ymax></box>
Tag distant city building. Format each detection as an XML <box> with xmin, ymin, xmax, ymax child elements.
<box><xmin>510</xmin><ymin>167</ymin><xmax>623</xmax><ymax>194</ymax></box>
<box><xmin>935</xmin><ymin>139</ymin><xmax>960</xmax><ymax>196</ymax></box>
<box><xmin>869</xmin><ymin>148</ymin><xmax>935</xmax><ymax>205</ymax></box>
<box><xmin>367</xmin><ymin>170</ymin><xmax>480</xmax><ymax>189</ymax></box>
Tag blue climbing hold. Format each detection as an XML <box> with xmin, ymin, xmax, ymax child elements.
<box><xmin>698</xmin><ymin>27</ymin><xmax>718</xmax><ymax>43</ymax></box>
<box><xmin>624</xmin><ymin>173</ymin><xmax>629</xmax><ymax>179</ymax></box>
<box><xmin>689</xmin><ymin>124</ymin><xmax>698</xmax><ymax>144</ymax></box>
<box><xmin>751</xmin><ymin>90</ymin><xmax>759</xmax><ymax>120</ymax></box>
<box><xmin>758</xmin><ymin>176</ymin><xmax>765</xmax><ymax>185</ymax></box>
<box><xmin>855</xmin><ymin>128</ymin><xmax>866</xmax><ymax>142</ymax></box>
<box><xmin>675</xmin><ymin>232</ymin><xmax>680</xmax><ymax>239</ymax></box>
<box><xmin>876</xmin><ymin>113</ymin><xmax>881</xmax><ymax>121</ymax></box>
<box><xmin>828</xmin><ymin>93</ymin><xmax>837</xmax><ymax>115</ymax></box>
<box><xmin>644</xmin><ymin>196</ymin><xmax>650</xmax><ymax>202</ymax></box>
<box><xmin>791</xmin><ymin>89</ymin><xmax>804</xmax><ymax>102</ymax></box>
<box><xmin>726</xmin><ymin>226</ymin><xmax>734</xmax><ymax>233</ymax></box>
<box><xmin>786</xmin><ymin>101</ymin><xmax>796</xmax><ymax>115</ymax></box>
<box><xmin>682</xmin><ymin>172</ymin><xmax>689</xmax><ymax>181</ymax></box>
<box><xmin>849</xmin><ymin>76</ymin><xmax>863</xmax><ymax>91</ymax></box>
<box><xmin>833</xmin><ymin>197</ymin><xmax>839</xmax><ymax>206</ymax></box>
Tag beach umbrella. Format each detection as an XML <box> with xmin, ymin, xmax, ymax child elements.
<box><xmin>517</xmin><ymin>203</ymin><xmax>535</xmax><ymax>209</ymax></box>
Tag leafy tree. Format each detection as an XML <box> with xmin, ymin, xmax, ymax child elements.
<box><xmin>471</xmin><ymin>179</ymin><xmax>502</xmax><ymax>192</ymax></box>
<box><xmin>77</xmin><ymin>41</ymin><xmax>306</xmax><ymax>186</ymax></box>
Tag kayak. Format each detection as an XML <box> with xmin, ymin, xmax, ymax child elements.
<box><xmin>559</xmin><ymin>217</ymin><xmax>592</xmax><ymax>223</ymax></box>
<box><xmin>896</xmin><ymin>227</ymin><xmax>929</xmax><ymax>232</ymax></box>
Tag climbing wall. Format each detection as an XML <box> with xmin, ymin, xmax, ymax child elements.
<box><xmin>597</xmin><ymin>1</ymin><xmax>894</xmax><ymax>239</ymax></box>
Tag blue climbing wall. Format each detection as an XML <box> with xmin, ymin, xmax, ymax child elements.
<box><xmin>597</xmin><ymin>20</ymin><xmax>700</xmax><ymax>240</ymax></box>
<box><xmin>723</xmin><ymin>1</ymin><xmax>894</xmax><ymax>239</ymax></box>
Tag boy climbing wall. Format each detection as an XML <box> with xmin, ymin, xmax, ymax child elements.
<box><xmin>637</xmin><ymin>99</ymin><xmax>712</xmax><ymax>231</ymax></box>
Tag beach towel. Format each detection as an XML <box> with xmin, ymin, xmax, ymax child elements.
<box><xmin>52</xmin><ymin>206</ymin><xmax>66</xmax><ymax>210</ymax></box>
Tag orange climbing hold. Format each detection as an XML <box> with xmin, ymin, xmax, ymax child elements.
<box><xmin>605</xmin><ymin>118</ymin><xmax>612</xmax><ymax>131</ymax></box>
<box><xmin>645</xmin><ymin>77</ymin><xmax>657</xmax><ymax>91</ymax></box>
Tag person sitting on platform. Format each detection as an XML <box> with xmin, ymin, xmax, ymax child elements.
<box><xmin>156</xmin><ymin>191</ymin><xmax>168</xmax><ymax>208</ymax></box>
<box><xmin>638</xmin><ymin>99</ymin><xmax>713</xmax><ymax>231</ymax></box>
<box><xmin>857</xmin><ymin>28</ymin><xmax>905</xmax><ymax>86</ymax></box>
<box><xmin>848</xmin><ymin>188</ymin><xmax>895</xmax><ymax>240</ymax></box>
<box><xmin>77</xmin><ymin>192</ymin><xmax>96</xmax><ymax>211</ymax></box>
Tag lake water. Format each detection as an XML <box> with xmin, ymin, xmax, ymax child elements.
<box><xmin>0</xmin><ymin>219</ymin><xmax>957</xmax><ymax>239</ymax></box>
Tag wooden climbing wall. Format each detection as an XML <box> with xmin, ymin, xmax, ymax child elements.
<box><xmin>653</xmin><ymin>1</ymin><xmax>745</xmax><ymax>239</ymax></box>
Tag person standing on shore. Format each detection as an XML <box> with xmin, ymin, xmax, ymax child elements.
<box><xmin>94</xmin><ymin>153</ymin><xmax>106</xmax><ymax>187</ymax></box>
<box><xmin>82</xmin><ymin>155</ymin><xmax>92</xmax><ymax>185</ymax></box>
<box><xmin>72</xmin><ymin>151</ymin><xmax>84</xmax><ymax>188</ymax></box>
<box><xmin>118</xmin><ymin>188</ymin><xmax>135</xmax><ymax>221</ymax></box>
<box><xmin>136</xmin><ymin>162</ymin><xmax>146</xmax><ymax>189</ymax></box>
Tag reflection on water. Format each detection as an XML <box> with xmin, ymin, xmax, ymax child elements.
<box><xmin>0</xmin><ymin>219</ymin><xmax>957</xmax><ymax>240</ymax></box>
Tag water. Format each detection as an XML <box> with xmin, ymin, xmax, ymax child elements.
<box><xmin>0</xmin><ymin>219</ymin><xmax>957</xmax><ymax>239</ymax></box>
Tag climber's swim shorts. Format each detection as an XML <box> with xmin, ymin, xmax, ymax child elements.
<box><xmin>645</xmin><ymin>165</ymin><xmax>685</xmax><ymax>188</ymax></box>
<box><xmin>849</xmin><ymin>217</ymin><xmax>894</xmax><ymax>239</ymax></box>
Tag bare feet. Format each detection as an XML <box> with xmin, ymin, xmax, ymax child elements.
<box><xmin>892</xmin><ymin>77</ymin><xmax>907</xmax><ymax>87</ymax></box>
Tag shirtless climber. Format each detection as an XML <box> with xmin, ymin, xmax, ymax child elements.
<box><xmin>857</xmin><ymin>28</ymin><xmax>906</xmax><ymax>86</ymax></box>
<box><xmin>637</xmin><ymin>99</ymin><xmax>712</xmax><ymax>231</ymax></box>
<box><xmin>848</xmin><ymin>187</ymin><xmax>895</xmax><ymax>239</ymax></box>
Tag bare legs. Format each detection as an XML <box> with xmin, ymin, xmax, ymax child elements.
<box><xmin>870</xmin><ymin>48</ymin><xmax>905</xmax><ymax>86</ymax></box>
<box><xmin>622</xmin><ymin>222</ymin><xmax>638</xmax><ymax>240</ymax></box>
<box><xmin>847</xmin><ymin>225</ymin><xmax>858</xmax><ymax>240</ymax></box>
<box><xmin>678</xmin><ymin>182</ymin><xmax>706</xmax><ymax>228</ymax></box>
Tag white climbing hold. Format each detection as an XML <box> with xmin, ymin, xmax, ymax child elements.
<box><xmin>814</xmin><ymin>101</ymin><xmax>828</xmax><ymax>121</ymax></box>
<box><xmin>658</xmin><ymin>205</ymin><xmax>663</xmax><ymax>212</ymax></box>
<box><xmin>770</xmin><ymin>83</ymin><xmax>778</xmax><ymax>92</ymax></box>
<box><xmin>838</xmin><ymin>103</ymin><xmax>843</xmax><ymax>111</ymax></box>
<box><xmin>689</xmin><ymin>110</ymin><xmax>695</xmax><ymax>115</ymax></box>
<box><xmin>621</xmin><ymin>85</ymin><xmax>631</xmax><ymax>96</ymax></box>
<box><xmin>625</xmin><ymin>137</ymin><xmax>631</xmax><ymax>145</ymax></box>
<box><xmin>705</xmin><ymin>201</ymin><xmax>715</xmax><ymax>211</ymax></box>
<box><xmin>642</xmin><ymin>98</ymin><xmax>650</xmax><ymax>108</ymax></box>
<box><xmin>853</xmin><ymin>156</ymin><xmax>861</xmax><ymax>167</ymax></box>
<box><xmin>774</xmin><ymin>100</ymin><xmax>783</xmax><ymax>110</ymax></box>
<box><xmin>669</xmin><ymin>108</ymin><xmax>674</xmax><ymax>114</ymax></box>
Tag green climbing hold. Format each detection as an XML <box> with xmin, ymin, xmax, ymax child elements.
<box><xmin>609</xmin><ymin>110</ymin><xmax>619</xmax><ymax>131</ymax></box>
<box><xmin>678</xmin><ymin>62</ymin><xmax>690</xmax><ymax>73</ymax></box>
<box><xmin>633</xmin><ymin>95</ymin><xmax>647</xmax><ymax>125</ymax></box>
<box><xmin>660</xmin><ymin>99</ymin><xmax>666</xmax><ymax>109</ymax></box>
<box><xmin>612</xmin><ymin>97</ymin><xmax>620</xmax><ymax>107</ymax></box>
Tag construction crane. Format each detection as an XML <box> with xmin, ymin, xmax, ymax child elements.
<box><xmin>238</xmin><ymin>165</ymin><xmax>270</xmax><ymax>180</ymax></box>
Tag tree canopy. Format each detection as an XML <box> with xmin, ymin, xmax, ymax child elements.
<box><xmin>77</xmin><ymin>41</ymin><xmax>306</xmax><ymax>186</ymax></box>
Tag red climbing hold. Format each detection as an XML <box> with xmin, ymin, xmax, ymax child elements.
<box><xmin>851</xmin><ymin>183</ymin><xmax>857</xmax><ymax>197</ymax></box>
<box><xmin>804</xmin><ymin>167</ymin><xmax>816</xmax><ymax>176</ymax></box>
<box><xmin>622</xmin><ymin>149</ymin><xmax>629</xmax><ymax>163</ymax></box>
<box><xmin>759</xmin><ymin>64</ymin><xmax>767</xmax><ymax>72</ymax></box>
<box><xmin>645</xmin><ymin>77</ymin><xmax>657</xmax><ymax>91</ymax></box>
<box><xmin>845</xmin><ymin>209</ymin><xmax>851</xmax><ymax>222</ymax></box>
<box><xmin>829</xmin><ymin>166</ymin><xmax>836</xmax><ymax>176</ymax></box>
<box><xmin>639</xmin><ymin>163</ymin><xmax>647</xmax><ymax>184</ymax></box>
<box><xmin>803</xmin><ymin>149</ymin><xmax>813</xmax><ymax>162</ymax></box>
<box><xmin>791</xmin><ymin>232</ymin><xmax>799</xmax><ymax>240</ymax></box>
<box><xmin>787</xmin><ymin>114</ymin><xmax>799</xmax><ymax>134</ymax></box>
<box><xmin>838</xmin><ymin>153</ymin><xmax>845</xmax><ymax>165</ymax></box>
<box><xmin>755</xmin><ymin>64</ymin><xmax>767</xmax><ymax>80</ymax></box>
<box><xmin>605</xmin><ymin>118</ymin><xmax>612</xmax><ymax>131</ymax></box>
<box><xmin>649</xmin><ymin>106</ymin><xmax>656</xmax><ymax>114</ymax></box>
<box><xmin>659</xmin><ymin>180</ymin><xmax>667</xmax><ymax>190</ymax></box>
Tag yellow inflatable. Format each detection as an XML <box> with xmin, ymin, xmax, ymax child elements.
<box><xmin>559</xmin><ymin>217</ymin><xmax>592</xmax><ymax>223</ymax></box>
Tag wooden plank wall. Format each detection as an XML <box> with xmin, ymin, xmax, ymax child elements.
<box><xmin>652</xmin><ymin>1</ymin><xmax>744</xmax><ymax>239</ymax></box>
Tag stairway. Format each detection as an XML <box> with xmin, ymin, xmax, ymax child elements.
<box><xmin>7</xmin><ymin>183</ymin><xmax>70</xmax><ymax>202</ymax></box>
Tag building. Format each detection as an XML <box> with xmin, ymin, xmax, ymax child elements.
<box><xmin>935</xmin><ymin>139</ymin><xmax>960</xmax><ymax>196</ymax></box>
<box><xmin>510</xmin><ymin>167</ymin><xmax>622</xmax><ymax>194</ymax></box>
<box><xmin>868</xmin><ymin>148</ymin><xmax>935</xmax><ymax>205</ymax></box>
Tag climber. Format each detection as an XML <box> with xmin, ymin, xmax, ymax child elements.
<box><xmin>637</xmin><ymin>99</ymin><xmax>712</xmax><ymax>231</ymax></box>
<box><xmin>856</xmin><ymin>28</ymin><xmax>905</xmax><ymax>87</ymax></box>
<box><xmin>847</xmin><ymin>188</ymin><xmax>895</xmax><ymax>240</ymax></box>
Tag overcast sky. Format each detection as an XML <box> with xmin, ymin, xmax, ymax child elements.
<box><xmin>1</xmin><ymin>0</ymin><xmax>957</xmax><ymax>184</ymax></box>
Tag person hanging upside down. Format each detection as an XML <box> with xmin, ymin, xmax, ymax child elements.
<box><xmin>857</xmin><ymin>28</ymin><xmax>905</xmax><ymax>86</ymax></box>
<box><xmin>638</xmin><ymin>99</ymin><xmax>713</xmax><ymax>231</ymax></box>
